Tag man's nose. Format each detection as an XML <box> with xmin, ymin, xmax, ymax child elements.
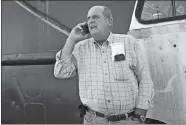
<box><xmin>88</xmin><ymin>18</ymin><xmax>95</xmax><ymax>25</ymax></box>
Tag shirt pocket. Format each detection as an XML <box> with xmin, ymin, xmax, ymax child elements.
<box><xmin>112</xmin><ymin>60</ymin><xmax>131</xmax><ymax>81</ymax></box>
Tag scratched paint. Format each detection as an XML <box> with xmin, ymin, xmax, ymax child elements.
<box><xmin>128</xmin><ymin>22</ymin><xmax>186</xmax><ymax>124</ymax></box>
<box><xmin>177</xmin><ymin>32</ymin><xmax>186</xmax><ymax>114</ymax></box>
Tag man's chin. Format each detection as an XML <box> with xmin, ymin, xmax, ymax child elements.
<box><xmin>90</xmin><ymin>31</ymin><xmax>99</xmax><ymax>36</ymax></box>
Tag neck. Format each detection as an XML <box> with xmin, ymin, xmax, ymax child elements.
<box><xmin>94</xmin><ymin>32</ymin><xmax>111</xmax><ymax>46</ymax></box>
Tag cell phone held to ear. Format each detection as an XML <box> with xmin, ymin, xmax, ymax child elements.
<box><xmin>81</xmin><ymin>23</ymin><xmax>90</xmax><ymax>34</ymax></box>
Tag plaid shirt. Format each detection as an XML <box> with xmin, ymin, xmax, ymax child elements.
<box><xmin>54</xmin><ymin>33</ymin><xmax>154</xmax><ymax>115</ymax></box>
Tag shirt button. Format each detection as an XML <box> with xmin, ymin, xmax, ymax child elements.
<box><xmin>104</xmin><ymin>61</ymin><xmax>106</xmax><ymax>63</ymax></box>
<box><xmin>108</xmin><ymin>100</ymin><xmax>110</xmax><ymax>103</ymax></box>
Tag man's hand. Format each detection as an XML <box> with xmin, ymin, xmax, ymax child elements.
<box><xmin>68</xmin><ymin>22</ymin><xmax>91</xmax><ymax>44</ymax></box>
<box><xmin>131</xmin><ymin>116</ymin><xmax>142</xmax><ymax>124</ymax></box>
<box><xmin>61</xmin><ymin>22</ymin><xmax>91</xmax><ymax>59</ymax></box>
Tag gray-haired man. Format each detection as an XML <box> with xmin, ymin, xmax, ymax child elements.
<box><xmin>54</xmin><ymin>5</ymin><xmax>154</xmax><ymax>124</ymax></box>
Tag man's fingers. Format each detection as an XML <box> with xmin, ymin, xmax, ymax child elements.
<box><xmin>83</xmin><ymin>33</ymin><xmax>91</xmax><ymax>39</ymax></box>
<box><xmin>70</xmin><ymin>22</ymin><xmax>90</xmax><ymax>41</ymax></box>
<box><xmin>74</xmin><ymin>22</ymin><xmax>87</xmax><ymax>31</ymax></box>
<box><xmin>74</xmin><ymin>25</ymin><xmax>83</xmax><ymax>33</ymax></box>
<box><xmin>76</xmin><ymin>24</ymin><xmax>82</xmax><ymax>29</ymax></box>
<box><xmin>78</xmin><ymin>22</ymin><xmax>86</xmax><ymax>27</ymax></box>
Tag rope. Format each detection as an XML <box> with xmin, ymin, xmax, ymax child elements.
<box><xmin>14</xmin><ymin>0</ymin><xmax>70</xmax><ymax>36</ymax></box>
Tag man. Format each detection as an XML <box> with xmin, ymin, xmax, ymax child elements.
<box><xmin>54</xmin><ymin>5</ymin><xmax>154</xmax><ymax>124</ymax></box>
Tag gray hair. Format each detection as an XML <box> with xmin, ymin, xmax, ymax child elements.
<box><xmin>102</xmin><ymin>6</ymin><xmax>113</xmax><ymax>20</ymax></box>
<box><xmin>102</xmin><ymin>6</ymin><xmax>113</xmax><ymax>29</ymax></box>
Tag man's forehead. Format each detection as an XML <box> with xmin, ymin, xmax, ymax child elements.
<box><xmin>87</xmin><ymin>6</ymin><xmax>104</xmax><ymax>17</ymax></box>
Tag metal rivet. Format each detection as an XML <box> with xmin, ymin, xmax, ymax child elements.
<box><xmin>173</xmin><ymin>44</ymin><xmax>176</xmax><ymax>47</ymax></box>
<box><xmin>11</xmin><ymin>101</ymin><xmax>15</xmax><ymax>106</ymax></box>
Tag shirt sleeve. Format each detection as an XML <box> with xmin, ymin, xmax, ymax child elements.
<box><xmin>129</xmin><ymin>36</ymin><xmax>155</xmax><ymax>111</ymax></box>
<box><xmin>54</xmin><ymin>46</ymin><xmax>78</xmax><ymax>79</ymax></box>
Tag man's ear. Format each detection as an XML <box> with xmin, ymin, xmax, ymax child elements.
<box><xmin>108</xmin><ymin>18</ymin><xmax>113</xmax><ymax>27</ymax></box>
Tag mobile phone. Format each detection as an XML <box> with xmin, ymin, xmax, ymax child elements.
<box><xmin>81</xmin><ymin>23</ymin><xmax>90</xmax><ymax>34</ymax></box>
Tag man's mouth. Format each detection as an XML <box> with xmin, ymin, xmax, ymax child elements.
<box><xmin>90</xmin><ymin>25</ymin><xmax>97</xmax><ymax>30</ymax></box>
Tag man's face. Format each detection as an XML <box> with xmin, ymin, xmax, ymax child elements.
<box><xmin>87</xmin><ymin>6</ymin><xmax>110</xmax><ymax>37</ymax></box>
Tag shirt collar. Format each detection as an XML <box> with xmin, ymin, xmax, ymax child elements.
<box><xmin>107</xmin><ymin>32</ymin><xmax>114</xmax><ymax>44</ymax></box>
<box><xmin>92</xmin><ymin>32</ymin><xmax>114</xmax><ymax>46</ymax></box>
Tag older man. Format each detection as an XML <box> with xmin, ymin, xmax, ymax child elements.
<box><xmin>54</xmin><ymin>5</ymin><xmax>154</xmax><ymax>124</ymax></box>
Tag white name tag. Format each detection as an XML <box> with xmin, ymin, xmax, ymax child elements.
<box><xmin>110</xmin><ymin>43</ymin><xmax>125</xmax><ymax>61</ymax></box>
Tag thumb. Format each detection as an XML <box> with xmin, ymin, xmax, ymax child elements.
<box><xmin>82</xmin><ymin>33</ymin><xmax>91</xmax><ymax>39</ymax></box>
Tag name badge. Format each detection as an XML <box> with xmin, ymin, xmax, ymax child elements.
<box><xmin>111</xmin><ymin>43</ymin><xmax>125</xmax><ymax>61</ymax></box>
